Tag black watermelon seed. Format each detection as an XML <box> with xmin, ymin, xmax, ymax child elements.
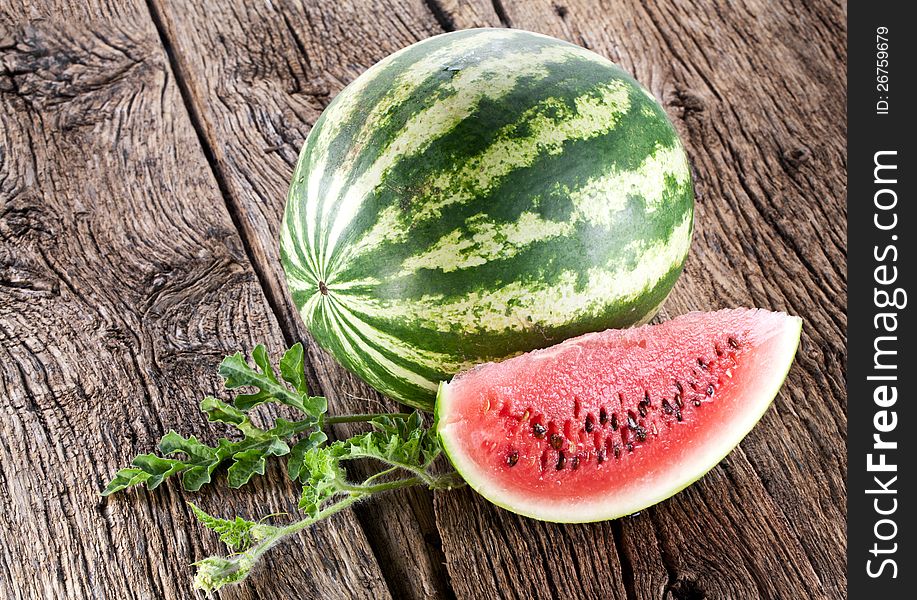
<box><xmin>585</xmin><ymin>414</ymin><xmax>594</xmax><ymax>433</ymax></box>
<box><xmin>532</xmin><ymin>422</ymin><xmax>546</xmax><ymax>438</ymax></box>
<box><xmin>675</xmin><ymin>393</ymin><xmax>684</xmax><ymax>408</ymax></box>
<box><xmin>613</xmin><ymin>443</ymin><xmax>622</xmax><ymax>459</ymax></box>
<box><xmin>635</xmin><ymin>427</ymin><xmax>647</xmax><ymax>441</ymax></box>
<box><xmin>638</xmin><ymin>404</ymin><xmax>647</xmax><ymax>417</ymax></box>
<box><xmin>693</xmin><ymin>399</ymin><xmax>702</xmax><ymax>406</ymax></box>
<box><xmin>611</xmin><ymin>413</ymin><xmax>619</xmax><ymax>431</ymax></box>
<box><xmin>506</xmin><ymin>451</ymin><xmax>519</xmax><ymax>467</ymax></box>
<box><xmin>626</xmin><ymin>442</ymin><xmax>634</xmax><ymax>453</ymax></box>
<box><xmin>675</xmin><ymin>406</ymin><xmax>683</xmax><ymax>422</ymax></box>
<box><xmin>597</xmin><ymin>448</ymin><xmax>606</xmax><ymax>464</ymax></box>
<box><xmin>549</xmin><ymin>433</ymin><xmax>564</xmax><ymax>450</ymax></box>
<box><xmin>627</xmin><ymin>413</ymin><xmax>638</xmax><ymax>429</ymax></box>
<box><xmin>675</xmin><ymin>381</ymin><xmax>684</xmax><ymax>394</ymax></box>
<box><xmin>715</xmin><ymin>344</ymin><xmax>724</xmax><ymax>357</ymax></box>
<box><xmin>555</xmin><ymin>451</ymin><xmax>566</xmax><ymax>470</ymax></box>
<box><xmin>697</xmin><ymin>357</ymin><xmax>708</xmax><ymax>370</ymax></box>
<box><xmin>707</xmin><ymin>384</ymin><xmax>715</xmax><ymax>396</ymax></box>
<box><xmin>599</xmin><ymin>407</ymin><xmax>608</xmax><ymax>425</ymax></box>
<box><xmin>643</xmin><ymin>390</ymin><xmax>651</xmax><ymax>405</ymax></box>
<box><xmin>571</xmin><ymin>455</ymin><xmax>580</xmax><ymax>470</ymax></box>
<box><xmin>728</xmin><ymin>337</ymin><xmax>739</xmax><ymax>348</ymax></box>
<box><xmin>662</xmin><ymin>398</ymin><xmax>673</xmax><ymax>414</ymax></box>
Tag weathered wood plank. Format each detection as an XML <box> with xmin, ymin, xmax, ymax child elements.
<box><xmin>144</xmin><ymin>1</ymin><xmax>456</xmax><ymax>598</ymax></box>
<box><xmin>0</xmin><ymin>3</ymin><xmax>391</xmax><ymax>598</ymax></box>
<box><xmin>429</xmin><ymin>1</ymin><xmax>847</xmax><ymax>598</ymax></box>
<box><xmin>436</xmin><ymin>487</ymin><xmax>631</xmax><ymax>600</ymax></box>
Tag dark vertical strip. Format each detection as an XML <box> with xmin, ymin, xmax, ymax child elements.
<box><xmin>610</xmin><ymin>520</ymin><xmax>638</xmax><ymax>600</ymax></box>
<box><xmin>491</xmin><ymin>0</ymin><xmax>513</xmax><ymax>28</ymax></box>
<box><xmin>848</xmin><ymin>2</ymin><xmax>912</xmax><ymax>597</ymax></box>
<box><xmin>422</xmin><ymin>0</ymin><xmax>457</xmax><ymax>32</ymax></box>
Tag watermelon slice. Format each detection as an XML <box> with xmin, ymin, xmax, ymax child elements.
<box><xmin>436</xmin><ymin>309</ymin><xmax>802</xmax><ymax>522</ymax></box>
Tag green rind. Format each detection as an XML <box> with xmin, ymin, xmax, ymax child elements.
<box><xmin>281</xmin><ymin>28</ymin><xmax>695</xmax><ymax>409</ymax></box>
<box><xmin>436</xmin><ymin>312</ymin><xmax>803</xmax><ymax>523</ymax></box>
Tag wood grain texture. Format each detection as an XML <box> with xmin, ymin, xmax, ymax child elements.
<box><xmin>0</xmin><ymin>3</ymin><xmax>390</xmax><ymax>599</ymax></box>
<box><xmin>1</xmin><ymin>0</ymin><xmax>847</xmax><ymax>598</ymax></box>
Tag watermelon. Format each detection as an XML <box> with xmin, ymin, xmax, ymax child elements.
<box><xmin>436</xmin><ymin>309</ymin><xmax>802</xmax><ymax>522</ymax></box>
<box><xmin>280</xmin><ymin>28</ymin><xmax>694</xmax><ymax>409</ymax></box>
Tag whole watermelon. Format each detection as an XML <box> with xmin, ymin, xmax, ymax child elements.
<box><xmin>281</xmin><ymin>28</ymin><xmax>694</xmax><ymax>409</ymax></box>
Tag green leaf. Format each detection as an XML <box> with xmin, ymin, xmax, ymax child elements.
<box><xmin>181</xmin><ymin>466</ymin><xmax>216</xmax><ymax>492</ymax></box>
<box><xmin>268</xmin><ymin>417</ymin><xmax>311</xmax><ymax>439</ymax></box>
<box><xmin>102</xmin><ymin>467</ymin><xmax>149</xmax><ymax>496</ymax></box>
<box><xmin>217</xmin><ymin>352</ymin><xmax>254</xmax><ymax>389</ymax></box>
<box><xmin>131</xmin><ymin>454</ymin><xmax>187</xmax><ymax>490</ymax></box>
<box><xmin>339</xmin><ymin>412</ymin><xmax>441</xmax><ymax>470</ymax></box>
<box><xmin>217</xmin><ymin>345</ymin><xmax>324</xmax><ymax>417</ymax></box>
<box><xmin>218</xmin><ymin>351</ymin><xmax>275</xmax><ymax>410</ymax></box>
<box><xmin>297</xmin><ymin>445</ymin><xmax>346</xmax><ymax>516</ymax></box>
<box><xmin>200</xmin><ymin>396</ymin><xmax>246</xmax><ymax>426</ymax></box>
<box><xmin>226</xmin><ymin>449</ymin><xmax>268</xmax><ymax>488</ymax></box>
<box><xmin>189</xmin><ymin>503</ymin><xmax>277</xmax><ymax>552</ymax></box>
<box><xmin>103</xmin><ymin>344</ymin><xmax>331</xmax><ymax>495</ymax></box>
<box><xmin>279</xmin><ymin>343</ymin><xmax>308</xmax><ymax>395</ymax></box>
<box><xmin>287</xmin><ymin>431</ymin><xmax>328</xmax><ymax>481</ymax></box>
<box><xmin>159</xmin><ymin>431</ymin><xmax>215</xmax><ymax>460</ymax></box>
<box><xmin>302</xmin><ymin>394</ymin><xmax>328</xmax><ymax>418</ymax></box>
<box><xmin>157</xmin><ymin>431</ymin><xmax>221</xmax><ymax>491</ymax></box>
<box><xmin>251</xmin><ymin>345</ymin><xmax>277</xmax><ymax>383</ymax></box>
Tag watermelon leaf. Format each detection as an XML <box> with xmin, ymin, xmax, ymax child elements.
<box><xmin>217</xmin><ymin>344</ymin><xmax>324</xmax><ymax>416</ymax></box>
<box><xmin>103</xmin><ymin>343</ymin><xmax>463</xmax><ymax>593</ymax></box>
<box><xmin>287</xmin><ymin>431</ymin><xmax>328</xmax><ymax>481</ymax></box>
<box><xmin>279</xmin><ymin>343</ymin><xmax>309</xmax><ymax>396</ymax></box>
<box><xmin>103</xmin><ymin>345</ymin><xmax>328</xmax><ymax>494</ymax></box>
<box><xmin>188</xmin><ymin>502</ymin><xmax>277</xmax><ymax>553</ymax></box>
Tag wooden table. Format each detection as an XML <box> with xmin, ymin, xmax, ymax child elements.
<box><xmin>0</xmin><ymin>1</ymin><xmax>846</xmax><ymax>598</ymax></box>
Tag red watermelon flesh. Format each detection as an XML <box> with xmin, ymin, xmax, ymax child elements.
<box><xmin>436</xmin><ymin>309</ymin><xmax>802</xmax><ymax>522</ymax></box>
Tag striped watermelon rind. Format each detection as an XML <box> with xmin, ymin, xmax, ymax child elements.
<box><xmin>281</xmin><ymin>28</ymin><xmax>694</xmax><ymax>409</ymax></box>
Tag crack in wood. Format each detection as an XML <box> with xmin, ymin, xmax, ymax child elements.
<box><xmin>423</xmin><ymin>0</ymin><xmax>458</xmax><ymax>32</ymax></box>
<box><xmin>610</xmin><ymin>520</ymin><xmax>638</xmax><ymax>600</ymax></box>
<box><xmin>490</xmin><ymin>0</ymin><xmax>513</xmax><ymax>27</ymax></box>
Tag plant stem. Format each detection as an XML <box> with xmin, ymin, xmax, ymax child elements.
<box><xmin>431</xmin><ymin>470</ymin><xmax>466</xmax><ymax>489</ymax></box>
<box><xmin>277</xmin><ymin>494</ymin><xmax>362</xmax><ymax>538</ymax></box>
<box><xmin>325</xmin><ymin>413</ymin><xmax>413</xmax><ymax>424</ymax></box>
<box><xmin>221</xmin><ymin>476</ymin><xmax>426</xmax><ymax>569</ymax></box>
<box><xmin>194</xmin><ymin>468</ymin><xmax>464</xmax><ymax>592</ymax></box>
<box><xmin>336</xmin><ymin>476</ymin><xmax>422</xmax><ymax>494</ymax></box>
<box><xmin>245</xmin><ymin>494</ymin><xmax>363</xmax><ymax>564</ymax></box>
<box><xmin>361</xmin><ymin>466</ymin><xmax>401</xmax><ymax>485</ymax></box>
